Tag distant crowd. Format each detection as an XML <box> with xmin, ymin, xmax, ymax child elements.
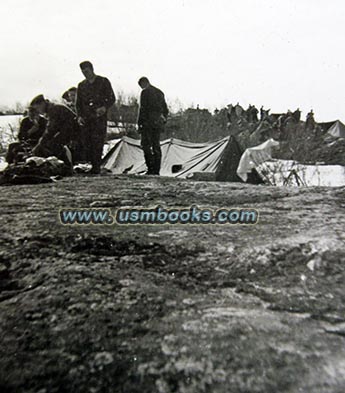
<box><xmin>220</xmin><ymin>103</ymin><xmax>316</xmax><ymax>132</ymax></box>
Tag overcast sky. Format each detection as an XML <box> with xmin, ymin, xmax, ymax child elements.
<box><xmin>1</xmin><ymin>0</ymin><xmax>344</xmax><ymax>120</ymax></box>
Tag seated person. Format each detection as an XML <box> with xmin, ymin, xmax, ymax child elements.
<box><xmin>6</xmin><ymin>107</ymin><xmax>47</xmax><ymax>164</ymax></box>
<box><xmin>30</xmin><ymin>94</ymin><xmax>79</xmax><ymax>167</ymax></box>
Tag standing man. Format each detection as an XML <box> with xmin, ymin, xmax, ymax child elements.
<box><xmin>137</xmin><ymin>77</ymin><xmax>168</xmax><ymax>175</ymax></box>
<box><xmin>305</xmin><ymin>110</ymin><xmax>315</xmax><ymax>131</ymax></box>
<box><xmin>76</xmin><ymin>61</ymin><xmax>115</xmax><ymax>174</ymax></box>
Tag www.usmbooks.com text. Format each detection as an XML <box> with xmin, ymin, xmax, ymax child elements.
<box><xmin>59</xmin><ymin>206</ymin><xmax>259</xmax><ymax>225</ymax></box>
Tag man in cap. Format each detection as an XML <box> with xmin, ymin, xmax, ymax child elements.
<box><xmin>76</xmin><ymin>61</ymin><xmax>116</xmax><ymax>174</ymax></box>
<box><xmin>30</xmin><ymin>94</ymin><xmax>78</xmax><ymax>167</ymax></box>
<box><xmin>137</xmin><ymin>77</ymin><xmax>168</xmax><ymax>175</ymax></box>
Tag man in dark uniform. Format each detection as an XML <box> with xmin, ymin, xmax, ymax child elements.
<box><xmin>76</xmin><ymin>61</ymin><xmax>116</xmax><ymax>174</ymax></box>
<box><xmin>30</xmin><ymin>94</ymin><xmax>78</xmax><ymax>166</ymax></box>
<box><xmin>137</xmin><ymin>77</ymin><xmax>168</xmax><ymax>175</ymax></box>
<box><xmin>6</xmin><ymin>107</ymin><xmax>47</xmax><ymax>164</ymax></box>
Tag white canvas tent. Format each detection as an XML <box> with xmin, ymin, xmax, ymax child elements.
<box><xmin>236</xmin><ymin>139</ymin><xmax>280</xmax><ymax>182</ymax></box>
<box><xmin>326</xmin><ymin>120</ymin><xmax>345</xmax><ymax>139</ymax></box>
<box><xmin>102</xmin><ymin>136</ymin><xmax>232</xmax><ymax>178</ymax></box>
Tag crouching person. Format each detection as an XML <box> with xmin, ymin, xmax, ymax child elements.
<box><xmin>30</xmin><ymin>94</ymin><xmax>79</xmax><ymax>171</ymax></box>
<box><xmin>6</xmin><ymin>106</ymin><xmax>47</xmax><ymax>164</ymax></box>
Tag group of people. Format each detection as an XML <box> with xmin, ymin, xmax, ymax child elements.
<box><xmin>224</xmin><ymin>103</ymin><xmax>313</xmax><ymax>131</ymax></box>
<box><xmin>225</xmin><ymin>103</ymin><xmax>260</xmax><ymax>125</ymax></box>
<box><xmin>6</xmin><ymin>61</ymin><xmax>169</xmax><ymax>176</ymax></box>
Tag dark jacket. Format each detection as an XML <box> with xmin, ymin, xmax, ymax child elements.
<box><xmin>76</xmin><ymin>76</ymin><xmax>116</xmax><ymax>120</ymax></box>
<box><xmin>138</xmin><ymin>85</ymin><xmax>168</xmax><ymax>128</ymax></box>
<box><xmin>38</xmin><ymin>103</ymin><xmax>78</xmax><ymax>148</ymax></box>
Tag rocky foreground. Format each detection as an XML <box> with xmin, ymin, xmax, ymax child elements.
<box><xmin>0</xmin><ymin>175</ymin><xmax>345</xmax><ymax>393</ymax></box>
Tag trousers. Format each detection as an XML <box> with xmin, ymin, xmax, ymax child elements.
<box><xmin>82</xmin><ymin>116</ymin><xmax>107</xmax><ymax>171</ymax></box>
<box><xmin>141</xmin><ymin>127</ymin><xmax>162</xmax><ymax>175</ymax></box>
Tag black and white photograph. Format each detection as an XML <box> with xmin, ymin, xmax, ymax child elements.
<box><xmin>0</xmin><ymin>0</ymin><xmax>345</xmax><ymax>392</ymax></box>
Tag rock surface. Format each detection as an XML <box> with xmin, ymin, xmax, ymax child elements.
<box><xmin>0</xmin><ymin>174</ymin><xmax>345</xmax><ymax>393</ymax></box>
